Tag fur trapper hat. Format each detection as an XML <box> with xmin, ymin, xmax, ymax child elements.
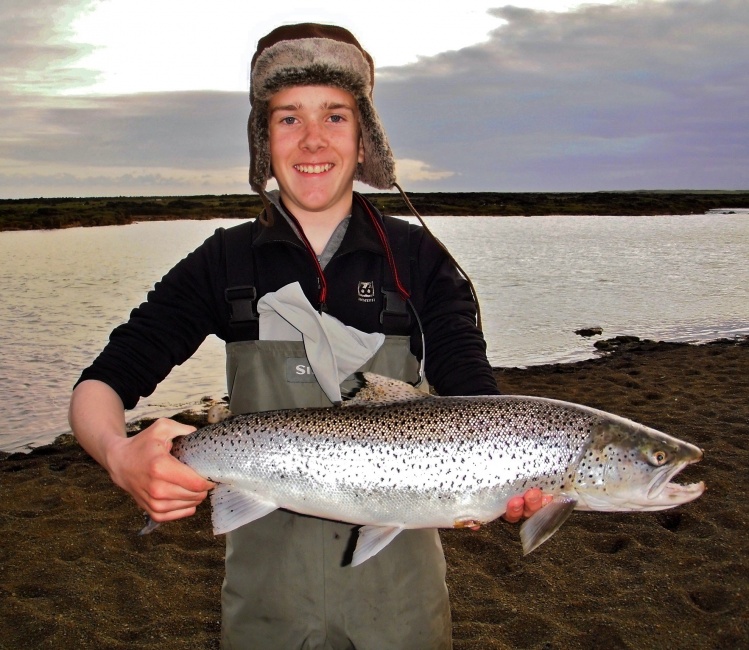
<box><xmin>249</xmin><ymin>23</ymin><xmax>397</xmax><ymax>193</ymax></box>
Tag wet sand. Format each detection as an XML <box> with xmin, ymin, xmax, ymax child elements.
<box><xmin>1</xmin><ymin>337</ymin><xmax>747</xmax><ymax>649</ymax></box>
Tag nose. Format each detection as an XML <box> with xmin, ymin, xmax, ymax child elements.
<box><xmin>300</xmin><ymin>120</ymin><xmax>327</xmax><ymax>152</ymax></box>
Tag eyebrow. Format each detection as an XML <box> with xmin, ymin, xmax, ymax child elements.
<box><xmin>269</xmin><ymin>101</ymin><xmax>356</xmax><ymax>115</ymax></box>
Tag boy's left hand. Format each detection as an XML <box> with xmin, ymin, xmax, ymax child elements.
<box><xmin>502</xmin><ymin>487</ymin><xmax>554</xmax><ymax>523</ymax></box>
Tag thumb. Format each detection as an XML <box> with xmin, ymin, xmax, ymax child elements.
<box><xmin>144</xmin><ymin>418</ymin><xmax>197</xmax><ymax>451</ymax></box>
<box><xmin>143</xmin><ymin>419</ymin><xmax>215</xmax><ymax>491</ymax></box>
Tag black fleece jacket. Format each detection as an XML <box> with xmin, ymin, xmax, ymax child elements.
<box><xmin>77</xmin><ymin>194</ymin><xmax>499</xmax><ymax>409</ymax></box>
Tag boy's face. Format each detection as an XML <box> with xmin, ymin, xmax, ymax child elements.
<box><xmin>268</xmin><ymin>85</ymin><xmax>364</xmax><ymax>221</ymax></box>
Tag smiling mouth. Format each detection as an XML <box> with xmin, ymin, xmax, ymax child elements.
<box><xmin>294</xmin><ymin>163</ymin><xmax>334</xmax><ymax>174</ymax></box>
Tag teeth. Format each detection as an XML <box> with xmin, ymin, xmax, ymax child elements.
<box><xmin>295</xmin><ymin>163</ymin><xmax>333</xmax><ymax>174</ymax></box>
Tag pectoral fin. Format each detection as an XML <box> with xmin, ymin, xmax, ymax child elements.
<box><xmin>210</xmin><ymin>484</ymin><xmax>278</xmax><ymax>535</ymax></box>
<box><xmin>519</xmin><ymin>495</ymin><xmax>577</xmax><ymax>555</ymax></box>
<box><xmin>352</xmin><ymin>525</ymin><xmax>404</xmax><ymax>567</ymax></box>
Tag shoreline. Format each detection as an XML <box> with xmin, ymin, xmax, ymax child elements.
<box><xmin>2</xmin><ymin>190</ymin><xmax>748</xmax><ymax>230</ymax></box>
<box><xmin>1</xmin><ymin>332</ymin><xmax>744</xmax><ymax>457</ymax></box>
<box><xmin>2</xmin><ymin>336</ymin><xmax>748</xmax><ymax>648</ymax></box>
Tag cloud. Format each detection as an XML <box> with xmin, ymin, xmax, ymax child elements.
<box><xmin>395</xmin><ymin>159</ymin><xmax>456</xmax><ymax>183</ymax></box>
<box><xmin>0</xmin><ymin>91</ymin><xmax>251</xmax><ymax>197</ymax></box>
<box><xmin>0</xmin><ymin>166</ymin><xmax>251</xmax><ymax>199</ymax></box>
<box><xmin>4</xmin><ymin>91</ymin><xmax>249</xmax><ymax>167</ymax></box>
<box><xmin>0</xmin><ymin>0</ymin><xmax>99</xmax><ymax>94</ymax></box>
<box><xmin>375</xmin><ymin>0</ymin><xmax>749</xmax><ymax>190</ymax></box>
<box><xmin>1</xmin><ymin>0</ymin><xmax>747</xmax><ymax>197</ymax></box>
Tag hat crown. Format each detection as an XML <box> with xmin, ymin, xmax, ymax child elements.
<box><xmin>252</xmin><ymin>23</ymin><xmax>373</xmax><ymax>76</ymax></box>
<box><xmin>251</xmin><ymin>37</ymin><xmax>373</xmax><ymax>102</ymax></box>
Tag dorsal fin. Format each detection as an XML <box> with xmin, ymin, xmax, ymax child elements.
<box><xmin>342</xmin><ymin>373</ymin><xmax>431</xmax><ymax>407</ymax></box>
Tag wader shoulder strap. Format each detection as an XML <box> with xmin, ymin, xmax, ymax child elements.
<box><xmin>380</xmin><ymin>216</ymin><xmax>412</xmax><ymax>335</ymax></box>
<box><xmin>223</xmin><ymin>214</ymin><xmax>412</xmax><ymax>338</ymax></box>
<box><xmin>222</xmin><ymin>222</ymin><xmax>259</xmax><ymax>340</ymax></box>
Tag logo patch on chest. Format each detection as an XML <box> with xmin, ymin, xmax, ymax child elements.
<box><xmin>357</xmin><ymin>281</ymin><xmax>375</xmax><ymax>303</ymax></box>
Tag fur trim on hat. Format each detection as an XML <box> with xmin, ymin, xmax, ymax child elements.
<box><xmin>249</xmin><ymin>35</ymin><xmax>396</xmax><ymax>193</ymax></box>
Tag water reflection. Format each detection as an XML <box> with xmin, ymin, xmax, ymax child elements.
<box><xmin>1</xmin><ymin>213</ymin><xmax>747</xmax><ymax>452</ymax></box>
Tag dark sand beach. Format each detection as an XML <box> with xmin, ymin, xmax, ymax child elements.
<box><xmin>1</xmin><ymin>337</ymin><xmax>747</xmax><ymax>649</ymax></box>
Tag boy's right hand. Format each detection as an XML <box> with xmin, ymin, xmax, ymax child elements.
<box><xmin>106</xmin><ymin>418</ymin><xmax>214</xmax><ymax>523</ymax></box>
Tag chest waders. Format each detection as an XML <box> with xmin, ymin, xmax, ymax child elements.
<box><xmin>219</xmin><ymin>221</ymin><xmax>452</xmax><ymax>650</ymax></box>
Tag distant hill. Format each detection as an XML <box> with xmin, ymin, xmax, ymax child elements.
<box><xmin>1</xmin><ymin>191</ymin><xmax>748</xmax><ymax>231</ymax></box>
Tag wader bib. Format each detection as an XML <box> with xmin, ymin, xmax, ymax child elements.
<box><xmin>218</xmin><ymin>206</ymin><xmax>452</xmax><ymax>649</ymax></box>
<box><xmin>221</xmin><ymin>337</ymin><xmax>452</xmax><ymax>650</ymax></box>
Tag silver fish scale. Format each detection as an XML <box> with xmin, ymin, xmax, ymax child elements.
<box><xmin>172</xmin><ymin>395</ymin><xmax>602</xmax><ymax>529</ymax></box>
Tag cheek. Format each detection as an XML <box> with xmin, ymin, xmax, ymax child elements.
<box><xmin>268</xmin><ymin>138</ymin><xmax>292</xmax><ymax>175</ymax></box>
<box><xmin>269</xmin><ymin>126</ymin><xmax>293</xmax><ymax>154</ymax></box>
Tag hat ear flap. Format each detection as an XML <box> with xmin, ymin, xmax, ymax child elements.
<box><xmin>354</xmin><ymin>96</ymin><xmax>395</xmax><ymax>189</ymax></box>
<box><xmin>357</xmin><ymin>135</ymin><xmax>365</xmax><ymax>165</ymax></box>
<box><xmin>249</xmin><ymin>103</ymin><xmax>272</xmax><ymax>194</ymax></box>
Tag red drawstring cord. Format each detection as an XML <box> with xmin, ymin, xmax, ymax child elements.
<box><xmin>282</xmin><ymin>210</ymin><xmax>330</xmax><ymax>309</ymax></box>
<box><xmin>281</xmin><ymin>194</ymin><xmax>409</xmax><ymax>309</ymax></box>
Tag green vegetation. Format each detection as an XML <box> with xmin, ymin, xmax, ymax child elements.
<box><xmin>0</xmin><ymin>195</ymin><xmax>262</xmax><ymax>231</ymax></box>
<box><xmin>1</xmin><ymin>191</ymin><xmax>748</xmax><ymax>231</ymax></box>
<box><xmin>369</xmin><ymin>191</ymin><xmax>749</xmax><ymax>217</ymax></box>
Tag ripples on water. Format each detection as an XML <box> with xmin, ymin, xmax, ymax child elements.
<box><xmin>1</xmin><ymin>213</ymin><xmax>747</xmax><ymax>452</ymax></box>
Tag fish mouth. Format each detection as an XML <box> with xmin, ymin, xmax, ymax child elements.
<box><xmin>646</xmin><ymin>453</ymin><xmax>705</xmax><ymax>508</ymax></box>
<box><xmin>655</xmin><ymin>480</ymin><xmax>706</xmax><ymax>505</ymax></box>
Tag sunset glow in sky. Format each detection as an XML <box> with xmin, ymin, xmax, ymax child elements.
<box><xmin>2</xmin><ymin>0</ymin><xmax>747</xmax><ymax>198</ymax></box>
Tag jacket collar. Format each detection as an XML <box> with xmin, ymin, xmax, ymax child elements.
<box><xmin>252</xmin><ymin>192</ymin><xmax>386</xmax><ymax>257</ymax></box>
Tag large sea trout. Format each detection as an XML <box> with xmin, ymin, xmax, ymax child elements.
<box><xmin>164</xmin><ymin>373</ymin><xmax>704</xmax><ymax>566</ymax></box>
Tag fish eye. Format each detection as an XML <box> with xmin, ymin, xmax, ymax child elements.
<box><xmin>649</xmin><ymin>450</ymin><xmax>668</xmax><ymax>466</ymax></box>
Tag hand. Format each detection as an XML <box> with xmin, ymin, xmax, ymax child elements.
<box><xmin>501</xmin><ymin>487</ymin><xmax>553</xmax><ymax>524</ymax></box>
<box><xmin>105</xmin><ymin>418</ymin><xmax>215</xmax><ymax>523</ymax></box>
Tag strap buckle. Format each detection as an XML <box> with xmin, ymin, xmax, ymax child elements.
<box><xmin>225</xmin><ymin>285</ymin><xmax>258</xmax><ymax>324</ymax></box>
<box><xmin>380</xmin><ymin>289</ymin><xmax>411</xmax><ymax>330</ymax></box>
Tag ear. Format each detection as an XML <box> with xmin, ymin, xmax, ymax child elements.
<box><xmin>357</xmin><ymin>135</ymin><xmax>365</xmax><ymax>164</ymax></box>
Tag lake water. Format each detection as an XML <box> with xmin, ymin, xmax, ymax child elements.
<box><xmin>1</xmin><ymin>212</ymin><xmax>748</xmax><ymax>453</ymax></box>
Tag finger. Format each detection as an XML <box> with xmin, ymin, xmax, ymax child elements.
<box><xmin>146</xmin><ymin>420</ymin><xmax>215</xmax><ymax>492</ymax></box>
<box><xmin>145</xmin><ymin>464</ymin><xmax>214</xmax><ymax>504</ymax></box>
<box><xmin>161</xmin><ymin>453</ymin><xmax>216</xmax><ymax>493</ymax></box>
<box><xmin>140</xmin><ymin>429</ymin><xmax>215</xmax><ymax>494</ymax></box>
<box><xmin>523</xmin><ymin>487</ymin><xmax>544</xmax><ymax>518</ymax></box>
<box><xmin>147</xmin><ymin>505</ymin><xmax>200</xmax><ymax>524</ymax></box>
<box><xmin>146</xmin><ymin>418</ymin><xmax>197</xmax><ymax>450</ymax></box>
<box><xmin>138</xmin><ymin>480</ymin><xmax>210</xmax><ymax>518</ymax></box>
<box><xmin>146</xmin><ymin>478</ymin><xmax>211</xmax><ymax>505</ymax></box>
<box><xmin>503</xmin><ymin>495</ymin><xmax>525</xmax><ymax>523</ymax></box>
<box><xmin>148</xmin><ymin>495</ymin><xmax>206</xmax><ymax>515</ymax></box>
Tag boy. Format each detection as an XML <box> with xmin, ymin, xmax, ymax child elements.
<box><xmin>70</xmin><ymin>23</ymin><xmax>546</xmax><ymax>649</ymax></box>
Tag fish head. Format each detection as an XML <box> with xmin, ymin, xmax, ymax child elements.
<box><xmin>570</xmin><ymin>415</ymin><xmax>705</xmax><ymax>512</ymax></box>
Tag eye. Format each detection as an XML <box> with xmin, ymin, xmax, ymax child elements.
<box><xmin>280</xmin><ymin>116</ymin><xmax>297</xmax><ymax>125</ymax></box>
<box><xmin>328</xmin><ymin>114</ymin><xmax>344</xmax><ymax>123</ymax></box>
<box><xmin>649</xmin><ymin>450</ymin><xmax>668</xmax><ymax>466</ymax></box>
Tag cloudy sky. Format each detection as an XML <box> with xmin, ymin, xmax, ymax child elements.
<box><xmin>1</xmin><ymin>0</ymin><xmax>747</xmax><ymax>198</ymax></box>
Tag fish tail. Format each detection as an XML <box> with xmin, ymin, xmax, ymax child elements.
<box><xmin>138</xmin><ymin>516</ymin><xmax>161</xmax><ymax>535</ymax></box>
